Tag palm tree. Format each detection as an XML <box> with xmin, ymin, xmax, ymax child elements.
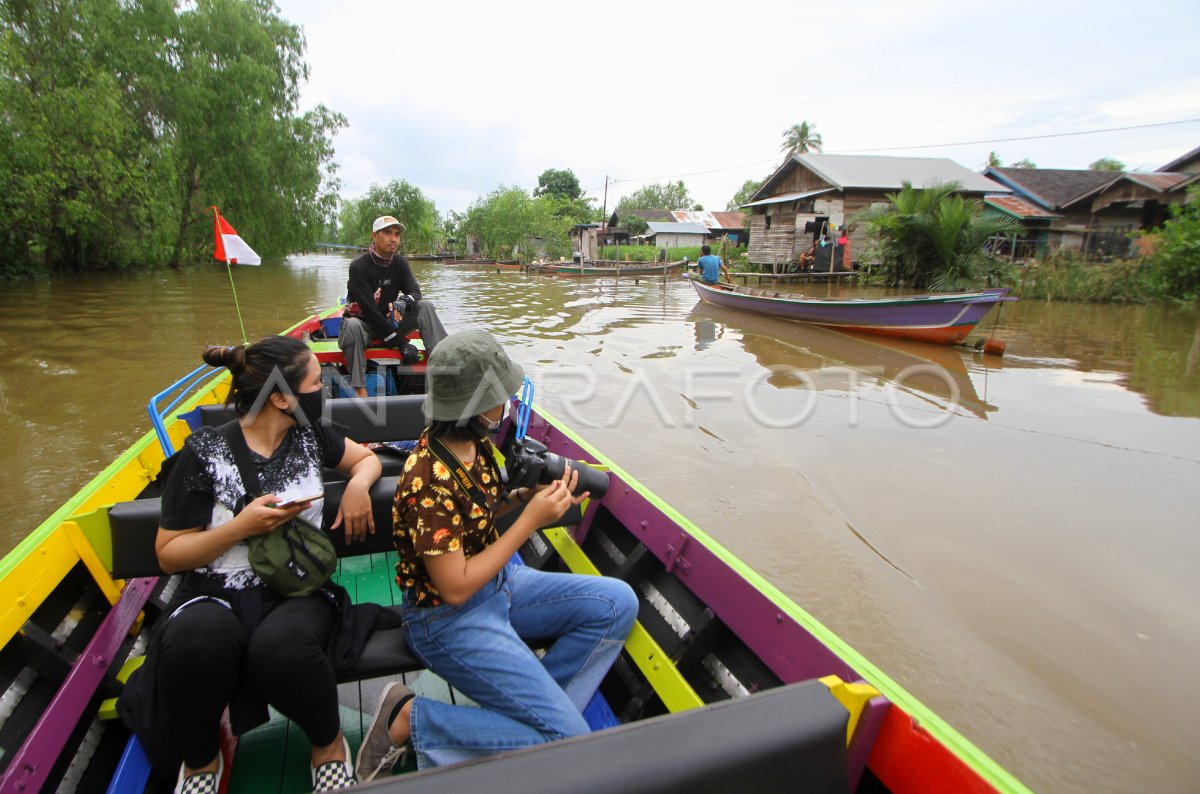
<box><xmin>780</xmin><ymin>121</ymin><xmax>823</xmax><ymax>157</ymax></box>
<box><xmin>857</xmin><ymin>181</ymin><xmax>1020</xmax><ymax>290</ymax></box>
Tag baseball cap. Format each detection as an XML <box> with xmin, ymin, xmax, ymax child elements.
<box><xmin>372</xmin><ymin>215</ymin><xmax>406</xmax><ymax>234</ymax></box>
<box><xmin>423</xmin><ymin>330</ymin><xmax>525</xmax><ymax>422</ymax></box>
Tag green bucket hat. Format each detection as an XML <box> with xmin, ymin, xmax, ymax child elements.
<box><xmin>423</xmin><ymin>330</ymin><xmax>525</xmax><ymax>422</ymax></box>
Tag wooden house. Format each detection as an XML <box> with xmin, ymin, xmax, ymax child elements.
<box><xmin>984</xmin><ymin>165</ymin><xmax>1196</xmax><ymax>256</ymax></box>
<box><xmin>743</xmin><ymin>154</ymin><xmax>1006</xmax><ymax>269</ymax></box>
<box><xmin>670</xmin><ymin>210</ymin><xmax>748</xmax><ymax>245</ymax></box>
<box><xmin>644</xmin><ymin>222</ymin><xmax>708</xmax><ymax>249</ymax></box>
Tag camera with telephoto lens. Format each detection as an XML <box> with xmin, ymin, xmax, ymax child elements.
<box><xmin>505</xmin><ymin>438</ymin><xmax>608</xmax><ymax>498</ymax></box>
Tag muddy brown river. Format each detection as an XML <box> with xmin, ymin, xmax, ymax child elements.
<box><xmin>1</xmin><ymin>254</ymin><xmax>1197</xmax><ymax>792</ymax></box>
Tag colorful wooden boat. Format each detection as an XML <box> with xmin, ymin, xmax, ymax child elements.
<box><xmin>442</xmin><ymin>258</ymin><xmax>523</xmax><ymax>269</ymax></box>
<box><xmin>691</xmin><ymin>279</ymin><xmax>1016</xmax><ymax>345</ymax></box>
<box><xmin>532</xmin><ymin>260</ymin><xmax>687</xmax><ymax>277</ymax></box>
<box><xmin>0</xmin><ymin>310</ymin><xmax>1031</xmax><ymax>793</ymax></box>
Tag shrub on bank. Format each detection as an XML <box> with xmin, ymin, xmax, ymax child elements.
<box><xmin>1014</xmin><ymin>254</ymin><xmax>1159</xmax><ymax>303</ymax></box>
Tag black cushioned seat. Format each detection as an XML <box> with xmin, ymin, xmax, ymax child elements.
<box><xmin>366</xmin><ymin>679</ymin><xmax>848</xmax><ymax>793</ymax></box>
<box><xmin>108</xmin><ymin>474</ymin><xmax>422</xmax><ymax>679</ymax></box>
<box><xmin>197</xmin><ymin>395</ymin><xmax>427</xmax><ymax>479</ymax></box>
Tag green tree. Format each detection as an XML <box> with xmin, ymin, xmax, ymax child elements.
<box><xmin>856</xmin><ymin>181</ymin><xmax>1020</xmax><ymax>290</ymax></box>
<box><xmin>985</xmin><ymin>151</ymin><xmax>1003</xmax><ymax>168</ymax></box>
<box><xmin>533</xmin><ymin>168</ymin><xmax>583</xmax><ymax>200</ymax></box>
<box><xmin>461</xmin><ymin>187</ymin><xmax>572</xmax><ymax>259</ymax></box>
<box><xmin>0</xmin><ymin>0</ymin><xmax>343</xmax><ymax>277</ymax></box>
<box><xmin>780</xmin><ymin>121</ymin><xmax>823</xmax><ymax>156</ymax></box>
<box><xmin>727</xmin><ymin>179</ymin><xmax>763</xmax><ymax>211</ymax></box>
<box><xmin>1089</xmin><ymin>157</ymin><xmax>1126</xmax><ymax>171</ymax></box>
<box><xmin>1011</xmin><ymin>158</ymin><xmax>1038</xmax><ymax>168</ymax></box>
<box><xmin>165</xmin><ymin>0</ymin><xmax>344</xmax><ymax>266</ymax></box>
<box><xmin>1146</xmin><ymin>185</ymin><xmax>1200</xmax><ymax>300</ymax></box>
<box><xmin>337</xmin><ymin>180</ymin><xmax>440</xmax><ymax>253</ymax></box>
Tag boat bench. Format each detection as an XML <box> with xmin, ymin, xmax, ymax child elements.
<box><xmin>195</xmin><ymin>394</ymin><xmax>428</xmax><ymax>479</ymax></box>
<box><xmin>365</xmin><ymin>679</ymin><xmax>848</xmax><ymax>793</ymax></box>
<box><xmin>108</xmin><ymin>474</ymin><xmax>423</xmax><ymax>681</ymax></box>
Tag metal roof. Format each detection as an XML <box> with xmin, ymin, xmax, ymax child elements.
<box><xmin>1158</xmin><ymin>144</ymin><xmax>1200</xmax><ymax>173</ymax></box>
<box><xmin>668</xmin><ymin>210</ymin><xmax>746</xmax><ymax>230</ymax></box>
<box><xmin>740</xmin><ymin>188</ymin><xmax>835</xmax><ymax>208</ymax></box>
<box><xmin>1124</xmin><ymin>172</ymin><xmax>1190</xmax><ymax>192</ymax></box>
<box><xmin>985</xmin><ymin>168</ymin><xmax>1117</xmax><ymax>210</ymax></box>
<box><xmin>646</xmin><ymin>222</ymin><xmax>709</xmax><ymax>235</ymax></box>
<box><xmin>796</xmin><ymin>154</ymin><xmax>1007</xmax><ymax>193</ymax></box>
<box><xmin>984</xmin><ymin>195</ymin><xmax>1061</xmax><ymax>219</ymax></box>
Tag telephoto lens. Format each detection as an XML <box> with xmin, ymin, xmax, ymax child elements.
<box><xmin>506</xmin><ymin>439</ymin><xmax>609</xmax><ymax>499</ymax></box>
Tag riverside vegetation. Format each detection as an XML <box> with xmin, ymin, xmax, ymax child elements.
<box><xmin>0</xmin><ymin>0</ymin><xmax>345</xmax><ymax>279</ymax></box>
<box><xmin>857</xmin><ymin>182</ymin><xmax>1200</xmax><ymax>303</ymax></box>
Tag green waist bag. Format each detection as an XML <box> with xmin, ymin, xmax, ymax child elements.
<box><xmin>224</xmin><ymin>421</ymin><xmax>336</xmax><ymax>597</ymax></box>
<box><xmin>246</xmin><ymin>516</ymin><xmax>336</xmax><ymax>597</ymax></box>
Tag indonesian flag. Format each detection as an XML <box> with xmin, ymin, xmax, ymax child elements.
<box><xmin>212</xmin><ymin>207</ymin><xmax>261</xmax><ymax>265</ymax></box>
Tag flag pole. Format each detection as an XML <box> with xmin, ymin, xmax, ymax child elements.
<box><xmin>225</xmin><ymin>258</ymin><xmax>249</xmax><ymax>345</ymax></box>
<box><xmin>212</xmin><ymin>207</ymin><xmax>250</xmax><ymax>345</ymax></box>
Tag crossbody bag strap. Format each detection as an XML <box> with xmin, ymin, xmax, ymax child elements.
<box><xmin>427</xmin><ymin>437</ymin><xmax>492</xmax><ymax>511</ymax></box>
<box><xmin>220</xmin><ymin>421</ymin><xmax>263</xmax><ymax>511</ymax></box>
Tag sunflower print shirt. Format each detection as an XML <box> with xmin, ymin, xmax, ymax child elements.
<box><xmin>393</xmin><ymin>433</ymin><xmax>502</xmax><ymax>607</ymax></box>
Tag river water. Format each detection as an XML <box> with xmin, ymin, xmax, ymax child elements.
<box><xmin>1</xmin><ymin>254</ymin><xmax>1198</xmax><ymax>792</ymax></box>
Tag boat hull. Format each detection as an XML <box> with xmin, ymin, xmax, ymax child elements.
<box><xmin>535</xmin><ymin>260</ymin><xmax>687</xmax><ymax>276</ymax></box>
<box><xmin>691</xmin><ymin>280</ymin><xmax>1012</xmax><ymax>344</ymax></box>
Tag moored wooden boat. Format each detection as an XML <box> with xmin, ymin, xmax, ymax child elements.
<box><xmin>533</xmin><ymin>260</ymin><xmax>687</xmax><ymax>277</ymax></box>
<box><xmin>0</xmin><ymin>310</ymin><xmax>1031</xmax><ymax>793</ymax></box>
<box><xmin>691</xmin><ymin>279</ymin><xmax>1016</xmax><ymax>345</ymax></box>
<box><xmin>442</xmin><ymin>258</ymin><xmax>523</xmax><ymax>269</ymax></box>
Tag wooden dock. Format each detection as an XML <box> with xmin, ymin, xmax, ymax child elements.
<box><xmin>732</xmin><ymin>270</ymin><xmax>858</xmax><ymax>285</ymax></box>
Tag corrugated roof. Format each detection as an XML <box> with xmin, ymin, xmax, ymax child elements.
<box><xmin>986</xmin><ymin>167</ymin><xmax>1118</xmax><ymax>210</ymax></box>
<box><xmin>646</xmin><ymin>222</ymin><xmax>709</xmax><ymax>235</ymax></box>
<box><xmin>667</xmin><ymin>210</ymin><xmax>747</xmax><ymax>230</ymax></box>
<box><xmin>984</xmin><ymin>195</ymin><xmax>1061</xmax><ymax>219</ymax></box>
<box><xmin>1158</xmin><ymin>145</ymin><xmax>1200</xmax><ymax>173</ymax></box>
<box><xmin>741</xmin><ymin>188</ymin><xmax>835</xmax><ymax>208</ymax></box>
<box><xmin>1124</xmin><ymin>172</ymin><xmax>1190</xmax><ymax>192</ymax></box>
<box><xmin>795</xmin><ymin>154</ymin><xmax>1007</xmax><ymax>194</ymax></box>
<box><xmin>625</xmin><ymin>209</ymin><xmax>674</xmax><ymax>222</ymax></box>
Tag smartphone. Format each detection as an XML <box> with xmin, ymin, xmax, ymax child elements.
<box><xmin>273</xmin><ymin>492</ymin><xmax>324</xmax><ymax>508</ymax></box>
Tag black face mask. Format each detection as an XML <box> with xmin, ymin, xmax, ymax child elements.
<box><xmin>289</xmin><ymin>389</ymin><xmax>324</xmax><ymax>426</ymax></box>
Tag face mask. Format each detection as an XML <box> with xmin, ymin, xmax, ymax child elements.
<box><xmin>290</xmin><ymin>389</ymin><xmax>324</xmax><ymax>426</ymax></box>
<box><xmin>470</xmin><ymin>402</ymin><xmax>509</xmax><ymax>438</ymax></box>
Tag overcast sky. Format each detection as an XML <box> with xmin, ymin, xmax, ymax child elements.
<box><xmin>273</xmin><ymin>0</ymin><xmax>1200</xmax><ymax>215</ymax></box>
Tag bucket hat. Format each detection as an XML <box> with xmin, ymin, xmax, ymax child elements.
<box><xmin>423</xmin><ymin>330</ymin><xmax>524</xmax><ymax>421</ymax></box>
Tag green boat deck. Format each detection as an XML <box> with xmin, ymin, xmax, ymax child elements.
<box><xmin>228</xmin><ymin>551</ymin><xmax>458</xmax><ymax>792</ymax></box>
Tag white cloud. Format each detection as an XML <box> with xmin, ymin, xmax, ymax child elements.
<box><xmin>277</xmin><ymin>0</ymin><xmax>1200</xmax><ymax>212</ymax></box>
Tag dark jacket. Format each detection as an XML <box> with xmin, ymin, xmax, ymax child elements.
<box><xmin>344</xmin><ymin>252</ymin><xmax>422</xmax><ymax>341</ymax></box>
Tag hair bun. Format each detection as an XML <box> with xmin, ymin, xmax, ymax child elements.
<box><xmin>202</xmin><ymin>344</ymin><xmax>246</xmax><ymax>372</ymax></box>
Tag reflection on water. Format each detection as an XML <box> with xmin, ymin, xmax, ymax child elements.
<box><xmin>2</xmin><ymin>255</ymin><xmax>1199</xmax><ymax>792</ymax></box>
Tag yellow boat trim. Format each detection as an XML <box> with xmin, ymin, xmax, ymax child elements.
<box><xmin>819</xmin><ymin>675</ymin><xmax>881</xmax><ymax>746</ymax></box>
<box><xmin>541</xmin><ymin>527</ymin><xmax>705</xmax><ymax>713</ymax></box>
<box><xmin>0</xmin><ymin>527</ymin><xmax>85</xmax><ymax>647</ymax></box>
<box><xmin>98</xmin><ymin>657</ymin><xmax>146</xmax><ymax>721</ymax></box>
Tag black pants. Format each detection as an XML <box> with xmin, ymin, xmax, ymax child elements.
<box><xmin>156</xmin><ymin>592</ymin><xmax>339</xmax><ymax>767</ymax></box>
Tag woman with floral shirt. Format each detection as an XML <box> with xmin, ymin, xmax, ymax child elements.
<box><xmin>356</xmin><ymin>330</ymin><xmax>638</xmax><ymax>781</ymax></box>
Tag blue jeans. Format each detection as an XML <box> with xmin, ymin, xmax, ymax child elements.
<box><xmin>401</xmin><ymin>563</ymin><xmax>637</xmax><ymax>769</ymax></box>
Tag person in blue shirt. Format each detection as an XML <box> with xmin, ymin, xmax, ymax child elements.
<box><xmin>696</xmin><ymin>245</ymin><xmax>729</xmax><ymax>285</ymax></box>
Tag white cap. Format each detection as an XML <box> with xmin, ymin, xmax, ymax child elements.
<box><xmin>372</xmin><ymin>215</ymin><xmax>406</xmax><ymax>234</ymax></box>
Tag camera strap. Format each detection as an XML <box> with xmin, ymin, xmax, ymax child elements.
<box><xmin>427</xmin><ymin>437</ymin><xmax>498</xmax><ymax>512</ymax></box>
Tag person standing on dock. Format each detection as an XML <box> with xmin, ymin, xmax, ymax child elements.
<box><xmin>696</xmin><ymin>244</ymin><xmax>730</xmax><ymax>285</ymax></box>
<box><xmin>340</xmin><ymin>216</ymin><xmax>448</xmax><ymax>397</ymax></box>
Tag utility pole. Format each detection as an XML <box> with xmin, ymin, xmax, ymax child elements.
<box><xmin>601</xmin><ymin>175</ymin><xmax>609</xmax><ymax>227</ymax></box>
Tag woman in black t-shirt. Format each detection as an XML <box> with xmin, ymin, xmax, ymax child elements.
<box><xmin>151</xmin><ymin>337</ymin><xmax>381</xmax><ymax>794</ymax></box>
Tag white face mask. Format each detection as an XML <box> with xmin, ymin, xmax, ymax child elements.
<box><xmin>474</xmin><ymin>401</ymin><xmax>510</xmax><ymax>437</ymax></box>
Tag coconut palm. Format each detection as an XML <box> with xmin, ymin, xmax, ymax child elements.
<box><xmin>780</xmin><ymin>121</ymin><xmax>823</xmax><ymax>156</ymax></box>
<box><xmin>857</xmin><ymin>181</ymin><xmax>1020</xmax><ymax>290</ymax></box>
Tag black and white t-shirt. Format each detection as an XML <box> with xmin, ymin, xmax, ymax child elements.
<box><xmin>159</xmin><ymin>421</ymin><xmax>346</xmax><ymax>589</ymax></box>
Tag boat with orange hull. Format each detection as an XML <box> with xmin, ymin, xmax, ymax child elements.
<box><xmin>691</xmin><ymin>279</ymin><xmax>1015</xmax><ymax>345</ymax></box>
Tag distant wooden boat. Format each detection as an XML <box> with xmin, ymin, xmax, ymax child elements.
<box><xmin>443</xmin><ymin>258</ymin><xmax>523</xmax><ymax>269</ymax></box>
<box><xmin>691</xmin><ymin>279</ymin><xmax>1015</xmax><ymax>345</ymax></box>
<box><xmin>533</xmin><ymin>259</ymin><xmax>688</xmax><ymax>276</ymax></box>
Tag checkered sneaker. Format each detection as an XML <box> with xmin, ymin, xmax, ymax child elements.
<box><xmin>311</xmin><ymin>735</ymin><xmax>355</xmax><ymax>792</ymax></box>
<box><xmin>174</xmin><ymin>753</ymin><xmax>222</xmax><ymax>794</ymax></box>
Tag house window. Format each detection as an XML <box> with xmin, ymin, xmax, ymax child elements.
<box><xmin>765</xmin><ymin>213</ymin><xmax>772</xmax><ymax>230</ymax></box>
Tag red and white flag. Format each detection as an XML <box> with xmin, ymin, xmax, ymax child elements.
<box><xmin>212</xmin><ymin>207</ymin><xmax>261</xmax><ymax>265</ymax></box>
